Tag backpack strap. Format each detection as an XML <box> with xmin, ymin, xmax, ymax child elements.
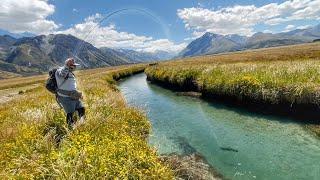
<box><xmin>57</xmin><ymin>72</ymin><xmax>69</xmax><ymax>90</ymax></box>
<box><xmin>69</xmin><ymin>71</ymin><xmax>75</xmax><ymax>77</ymax></box>
<box><xmin>56</xmin><ymin>71</ymin><xmax>77</xmax><ymax>97</ymax></box>
<box><xmin>61</xmin><ymin>70</ymin><xmax>76</xmax><ymax>87</ymax></box>
<box><xmin>55</xmin><ymin>73</ymin><xmax>69</xmax><ymax>109</ymax></box>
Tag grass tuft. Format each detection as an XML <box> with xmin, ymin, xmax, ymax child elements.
<box><xmin>145</xmin><ymin>43</ymin><xmax>320</xmax><ymax>136</ymax></box>
<box><xmin>0</xmin><ymin>64</ymin><xmax>173</xmax><ymax>179</ymax></box>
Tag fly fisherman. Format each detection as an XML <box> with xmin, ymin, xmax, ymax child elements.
<box><xmin>55</xmin><ymin>58</ymin><xmax>85</xmax><ymax>129</ymax></box>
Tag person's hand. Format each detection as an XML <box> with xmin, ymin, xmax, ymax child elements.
<box><xmin>72</xmin><ymin>90</ymin><xmax>83</xmax><ymax>100</ymax></box>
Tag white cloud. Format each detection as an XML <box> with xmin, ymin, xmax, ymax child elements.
<box><xmin>0</xmin><ymin>1</ymin><xmax>186</xmax><ymax>53</ymax></box>
<box><xmin>136</xmin><ymin>39</ymin><xmax>187</xmax><ymax>53</ymax></box>
<box><xmin>184</xmin><ymin>37</ymin><xmax>198</xmax><ymax>41</ymax></box>
<box><xmin>286</xmin><ymin>24</ymin><xmax>295</xmax><ymax>29</ymax></box>
<box><xmin>57</xmin><ymin>14</ymin><xmax>186</xmax><ymax>53</ymax></box>
<box><xmin>192</xmin><ymin>31</ymin><xmax>206</xmax><ymax>38</ymax></box>
<box><xmin>177</xmin><ymin>0</ymin><xmax>320</xmax><ymax>36</ymax></box>
<box><xmin>283</xmin><ymin>24</ymin><xmax>295</xmax><ymax>32</ymax></box>
<box><xmin>297</xmin><ymin>25</ymin><xmax>312</xmax><ymax>29</ymax></box>
<box><xmin>0</xmin><ymin>0</ymin><xmax>59</xmax><ymax>34</ymax></box>
<box><xmin>72</xmin><ymin>8</ymin><xmax>78</xmax><ymax>13</ymax></box>
<box><xmin>263</xmin><ymin>29</ymin><xmax>273</xmax><ymax>33</ymax></box>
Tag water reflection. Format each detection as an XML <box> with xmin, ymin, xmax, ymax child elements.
<box><xmin>119</xmin><ymin>73</ymin><xmax>320</xmax><ymax>180</ymax></box>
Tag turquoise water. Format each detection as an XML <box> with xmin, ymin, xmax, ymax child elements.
<box><xmin>119</xmin><ymin>73</ymin><xmax>320</xmax><ymax>180</ymax></box>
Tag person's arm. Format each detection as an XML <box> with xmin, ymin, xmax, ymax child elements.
<box><xmin>56</xmin><ymin>66</ymin><xmax>69</xmax><ymax>79</ymax></box>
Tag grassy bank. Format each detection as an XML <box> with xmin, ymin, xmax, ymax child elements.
<box><xmin>0</xmin><ymin>64</ymin><xmax>173</xmax><ymax>179</ymax></box>
<box><xmin>145</xmin><ymin>43</ymin><xmax>320</xmax><ymax>136</ymax></box>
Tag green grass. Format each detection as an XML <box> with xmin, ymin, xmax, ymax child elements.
<box><xmin>0</xmin><ymin>64</ymin><xmax>173</xmax><ymax>179</ymax></box>
<box><xmin>145</xmin><ymin>43</ymin><xmax>320</xmax><ymax>136</ymax></box>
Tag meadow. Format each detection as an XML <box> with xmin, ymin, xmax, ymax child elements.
<box><xmin>0</xmin><ymin>64</ymin><xmax>174</xmax><ymax>179</ymax></box>
<box><xmin>145</xmin><ymin>42</ymin><xmax>320</xmax><ymax>136</ymax></box>
<box><xmin>1</xmin><ymin>42</ymin><xmax>320</xmax><ymax>178</ymax></box>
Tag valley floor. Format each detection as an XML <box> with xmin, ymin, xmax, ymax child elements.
<box><xmin>2</xmin><ymin>42</ymin><xmax>320</xmax><ymax>178</ymax></box>
<box><xmin>0</xmin><ymin>64</ymin><xmax>174</xmax><ymax>179</ymax></box>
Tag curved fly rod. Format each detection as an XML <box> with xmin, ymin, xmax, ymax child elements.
<box><xmin>72</xmin><ymin>8</ymin><xmax>167</xmax><ymax>67</ymax></box>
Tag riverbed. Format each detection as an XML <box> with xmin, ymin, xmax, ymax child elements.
<box><xmin>119</xmin><ymin>73</ymin><xmax>320</xmax><ymax>180</ymax></box>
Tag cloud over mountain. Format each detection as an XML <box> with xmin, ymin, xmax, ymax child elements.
<box><xmin>177</xmin><ymin>0</ymin><xmax>320</xmax><ymax>36</ymax></box>
<box><xmin>0</xmin><ymin>0</ymin><xmax>58</xmax><ymax>34</ymax></box>
<box><xmin>0</xmin><ymin>1</ymin><xmax>186</xmax><ymax>54</ymax></box>
<box><xmin>56</xmin><ymin>14</ymin><xmax>186</xmax><ymax>54</ymax></box>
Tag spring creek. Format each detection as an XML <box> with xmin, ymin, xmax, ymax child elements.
<box><xmin>119</xmin><ymin>73</ymin><xmax>320</xmax><ymax>180</ymax></box>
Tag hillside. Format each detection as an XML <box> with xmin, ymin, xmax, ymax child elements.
<box><xmin>0</xmin><ymin>34</ymin><xmax>133</xmax><ymax>76</ymax></box>
<box><xmin>100</xmin><ymin>48</ymin><xmax>173</xmax><ymax>62</ymax></box>
<box><xmin>178</xmin><ymin>33</ymin><xmax>244</xmax><ymax>57</ymax></box>
<box><xmin>0</xmin><ymin>35</ymin><xmax>17</xmax><ymax>49</ymax></box>
<box><xmin>0</xmin><ymin>35</ymin><xmax>17</xmax><ymax>60</ymax></box>
<box><xmin>0</xmin><ymin>60</ymin><xmax>40</xmax><ymax>78</ymax></box>
<box><xmin>179</xmin><ymin>24</ymin><xmax>320</xmax><ymax>57</ymax></box>
<box><xmin>0</xmin><ymin>70</ymin><xmax>21</xmax><ymax>79</ymax></box>
<box><xmin>100</xmin><ymin>47</ymin><xmax>145</xmax><ymax>63</ymax></box>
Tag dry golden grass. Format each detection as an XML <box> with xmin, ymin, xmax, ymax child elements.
<box><xmin>0</xmin><ymin>64</ymin><xmax>146</xmax><ymax>90</ymax></box>
<box><xmin>169</xmin><ymin>42</ymin><xmax>320</xmax><ymax>65</ymax></box>
<box><xmin>0</xmin><ymin>64</ymin><xmax>173</xmax><ymax>179</ymax></box>
<box><xmin>0</xmin><ymin>70</ymin><xmax>22</xmax><ymax>79</ymax></box>
<box><xmin>146</xmin><ymin>42</ymin><xmax>320</xmax><ymax>135</ymax></box>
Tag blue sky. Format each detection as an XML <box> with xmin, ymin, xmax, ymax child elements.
<box><xmin>49</xmin><ymin>0</ymin><xmax>285</xmax><ymax>42</ymax></box>
<box><xmin>0</xmin><ymin>0</ymin><xmax>319</xmax><ymax>53</ymax></box>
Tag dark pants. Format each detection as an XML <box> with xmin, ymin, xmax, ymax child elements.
<box><xmin>57</xmin><ymin>96</ymin><xmax>85</xmax><ymax>128</ymax></box>
<box><xmin>66</xmin><ymin>107</ymin><xmax>85</xmax><ymax>127</ymax></box>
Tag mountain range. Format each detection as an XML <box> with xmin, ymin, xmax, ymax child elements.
<box><xmin>100</xmin><ymin>48</ymin><xmax>173</xmax><ymax>62</ymax></box>
<box><xmin>0</xmin><ymin>33</ymin><xmax>174</xmax><ymax>78</ymax></box>
<box><xmin>1</xmin><ymin>24</ymin><xmax>320</xmax><ymax>78</ymax></box>
<box><xmin>179</xmin><ymin>24</ymin><xmax>320</xmax><ymax>57</ymax></box>
<box><xmin>0</xmin><ymin>35</ymin><xmax>142</xmax><ymax>77</ymax></box>
<box><xmin>0</xmin><ymin>29</ymin><xmax>35</xmax><ymax>39</ymax></box>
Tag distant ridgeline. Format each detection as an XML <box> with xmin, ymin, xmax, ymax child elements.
<box><xmin>1</xmin><ymin>23</ymin><xmax>320</xmax><ymax>78</ymax></box>
<box><xmin>178</xmin><ymin>24</ymin><xmax>320</xmax><ymax>58</ymax></box>
<box><xmin>0</xmin><ymin>34</ymin><xmax>135</xmax><ymax>77</ymax></box>
<box><xmin>0</xmin><ymin>34</ymin><xmax>170</xmax><ymax>78</ymax></box>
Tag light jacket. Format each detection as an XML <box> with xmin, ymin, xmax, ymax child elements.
<box><xmin>55</xmin><ymin>66</ymin><xmax>77</xmax><ymax>97</ymax></box>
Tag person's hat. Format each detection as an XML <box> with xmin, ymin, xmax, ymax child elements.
<box><xmin>65</xmin><ymin>58</ymin><xmax>80</xmax><ymax>66</ymax></box>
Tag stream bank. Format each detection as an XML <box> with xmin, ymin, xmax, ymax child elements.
<box><xmin>119</xmin><ymin>73</ymin><xmax>320</xmax><ymax>180</ymax></box>
<box><xmin>145</xmin><ymin>72</ymin><xmax>320</xmax><ymax>137</ymax></box>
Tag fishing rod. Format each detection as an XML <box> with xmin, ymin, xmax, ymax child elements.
<box><xmin>72</xmin><ymin>8</ymin><xmax>166</xmax><ymax>67</ymax></box>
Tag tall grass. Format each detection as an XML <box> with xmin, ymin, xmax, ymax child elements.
<box><xmin>0</xmin><ymin>65</ymin><xmax>173</xmax><ymax>179</ymax></box>
<box><xmin>145</xmin><ymin>43</ymin><xmax>320</xmax><ymax>135</ymax></box>
<box><xmin>146</xmin><ymin>59</ymin><xmax>320</xmax><ymax>105</ymax></box>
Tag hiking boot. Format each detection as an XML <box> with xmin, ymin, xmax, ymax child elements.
<box><xmin>79</xmin><ymin>116</ymin><xmax>85</xmax><ymax>125</ymax></box>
